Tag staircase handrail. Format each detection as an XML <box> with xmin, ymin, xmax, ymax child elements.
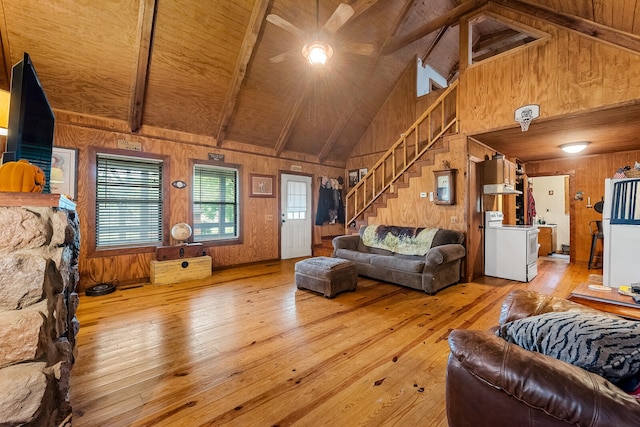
<box><xmin>345</xmin><ymin>81</ymin><xmax>459</xmax><ymax>227</ymax></box>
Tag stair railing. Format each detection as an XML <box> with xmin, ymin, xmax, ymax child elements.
<box><xmin>345</xmin><ymin>80</ymin><xmax>459</xmax><ymax>227</ymax></box>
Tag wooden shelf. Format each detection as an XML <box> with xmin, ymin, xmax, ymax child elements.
<box><xmin>0</xmin><ymin>193</ymin><xmax>76</xmax><ymax>209</ymax></box>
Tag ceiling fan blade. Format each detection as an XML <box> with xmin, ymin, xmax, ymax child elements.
<box><xmin>322</xmin><ymin>3</ymin><xmax>355</xmax><ymax>34</ymax></box>
<box><xmin>341</xmin><ymin>41</ymin><xmax>375</xmax><ymax>56</ymax></box>
<box><xmin>266</xmin><ymin>14</ymin><xmax>307</xmax><ymax>40</ymax></box>
<box><xmin>269</xmin><ymin>48</ymin><xmax>300</xmax><ymax>64</ymax></box>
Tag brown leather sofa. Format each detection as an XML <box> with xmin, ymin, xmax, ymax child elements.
<box><xmin>446</xmin><ymin>289</ymin><xmax>640</xmax><ymax>426</ymax></box>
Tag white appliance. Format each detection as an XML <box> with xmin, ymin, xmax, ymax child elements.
<box><xmin>603</xmin><ymin>177</ymin><xmax>640</xmax><ymax>287</ymax></box>
<box><xmin>484</xmin><ymin>211</ymin><xmax>539</xmax><ymax>282</ymax></box>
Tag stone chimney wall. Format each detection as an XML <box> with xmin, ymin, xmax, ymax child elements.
<box><xmin>0</xmin><ymin>205</ymin><xmax>80</xmax><ymax>427</ymax></box>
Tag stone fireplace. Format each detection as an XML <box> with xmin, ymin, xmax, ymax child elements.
<box><xmin>0</xmin><ymin>194</ymin><xmax>79</xmax><ymax>426</ymax></box>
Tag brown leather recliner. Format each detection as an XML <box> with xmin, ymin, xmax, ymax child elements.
<box><xmin>446</xmin><ymin>289</ymin><xmax>640</xmax><ymax>426</ymax></box>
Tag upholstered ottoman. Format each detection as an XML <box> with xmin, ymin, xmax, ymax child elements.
<box><xmin>295</xmin><ymin>256</ymin><xmax>357</xmax><ymax>298</ymax></box>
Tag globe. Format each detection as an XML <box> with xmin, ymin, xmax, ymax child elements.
<box><xmin>171</xmin><ymin>223</ymin><xmax>192</xmax><ymax>243</ymax></box>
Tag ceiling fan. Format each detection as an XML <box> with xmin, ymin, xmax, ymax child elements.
<box><xmin>266</xmin><ymin>1</ymin><xmax>375</xmax><ymax>65</ymax></box>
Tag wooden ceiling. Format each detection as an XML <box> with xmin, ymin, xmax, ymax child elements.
<box><xmin>0</xmin><ymin>1</ymin><xmax>639</xmax><ymax>165</ymax></box>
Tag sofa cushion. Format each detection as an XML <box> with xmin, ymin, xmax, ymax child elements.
<box><xmin>432</xmin><ymin>228</ymin><xmax>465</xmax><ymax>246</ymax></box>
<box><xmin>369</xmin><ymin>254</ymin><xmax>425</xmax><ymax>273</ymax></box>
<box><xmin>333</xmin><ymin>249</ymin><xmax>375</xmax><ymax>264</ymax></box>
<box><xmin>496</xmin><ymin>311</ymin><xmax>640</xmax><ymax>384</ymax></box>
<box><xmin>360</xmin><ymin>225</ymin><xmax>438</xmax><ymax>256</ymax></box>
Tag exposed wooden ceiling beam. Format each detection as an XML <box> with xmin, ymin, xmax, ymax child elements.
<box><xmin>382</xmin><ymin>0</ymin><xmax>488</xmax><ymax>55</ymax></box>
<box><xmin>128</xmin><ymin>0</ymin><xmax>157</xmax><ymax>133</ymax></box>
<box><xmin>473</xmin><ymin>35</ymin><xmax>531</xmax><ymax>61</ymax></box>
<box><xmin>349</xmin><ymin>0</ymin><xmax>381</xmax><ymax>21</ymax></box>
<box><xmin>421</xmin><ymin>25</ymin><xmax>449</xmax><ymax>64</ymax></box>
<box><xmin>474</xmin><ymin>27</ymin><xmax>519</xmax><ymax>50</ymax></box>
<box><xmin>216</xmin><ymin>0</ymin><xmax>270</xmax><ymax>146</ymax></box>
<box><xmin>274</xmin><ymin>77</ymin><xmax>312</xmax><ymax>156</ymax></box>
<box><xmin>318</xmin><ymin>0</ymin><xmax>415</xmax><ymax>163</ymax></box>
<box><xmin>491</xmin><ymin>0</ymin><xmax>640</xmax><ymax>55</ymax></box>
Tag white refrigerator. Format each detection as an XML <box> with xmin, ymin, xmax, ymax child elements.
<box><xmin>603</xmin><ymin>178</ymin><xmax>640</xmax><ymax>287</ymax></box>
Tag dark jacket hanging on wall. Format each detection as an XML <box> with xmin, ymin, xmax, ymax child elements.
<box><xmin>315</xmin><ymin>178</ymin><xmax>345</xmax><ymax>225</ymax></box>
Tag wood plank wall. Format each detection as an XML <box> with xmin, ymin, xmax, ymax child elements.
<box><xmin>459</xmin><ymin>3</ymin><xmax>640</xmax><ymax>134</ymax></box>
<box><xmin>8</xmin><ymin>2</ymin><xmax>640</xmax><ymax>291</ymax></box>
<box><xmin>366</xmin><ymin>135</ymin><xmax>467</xmax><ymax>234</ymax></box>
<box><xmin>51</xmin><ymin>123</ymin><xmax>344</xmax><ymax>291</ymax></box>
<box><xmin>346</xmin><ymin>60</ymin><xmax>417</xmax><ymax>172</ymax></box>
<box><xmin>343</xmin><ymin>58</ymin><xmax>468</xmax><ymax>232</ymax></box>
<box><xmin>525</xmin><ymin>149</ymin><xmax>640</xmax><ymax>263</ymax></box>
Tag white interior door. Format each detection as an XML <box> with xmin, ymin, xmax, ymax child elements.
<box><xmin>281</xmin><ymin>174</ymin><xmax>312</xmax><ymax>259</ymax></box>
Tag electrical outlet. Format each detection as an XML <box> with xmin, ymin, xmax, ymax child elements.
<box><xmin>451</xmin><ymin>216</ymin><xmax>458</xmax><ymax>224</ymax></box>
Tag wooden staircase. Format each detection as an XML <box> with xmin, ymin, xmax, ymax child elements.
<box><xmin>345</xmin><ymin>81</ymin><xmax>459</xmax><ymax>230</ymax></box>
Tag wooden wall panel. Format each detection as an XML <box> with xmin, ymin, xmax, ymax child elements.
<box><xmin>347</xmin><ymin>60</ymin><xmax>417</xmax><ymax>170</ymax></box>
<box><xmin>415</xmin><ymin>88</ymin><xmax>447</xmax><ymax>119</ymax></box>
<box><xmin>53</xmin><ymin>123</ymin><xmax>344</xmax><ymax>290</ymax></box>
<box><xmin>525</xmin><ymin>149</ymin><xmax>640</xmax><ymax>263</ymax></box>
<box><xmin>367</xmin><ymin>136</ymin><xmax>467</xmax><ymax>235</ymax></box>
<box><xmin>459</xmin><ymin>4</ymin><xmax>640</xmax><ymax>134</ymax></box>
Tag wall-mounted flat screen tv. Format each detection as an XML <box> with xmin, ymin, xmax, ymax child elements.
<box><xmin>2</xmin><ymin>52</ymin><xmax>55</xmax><ymax>193</ymax></box>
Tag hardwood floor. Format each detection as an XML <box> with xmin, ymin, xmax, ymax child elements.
<box><xmin>70</xmin><ymin>253</ymin><xmax>595</xmax><ymax>426</ymax></box>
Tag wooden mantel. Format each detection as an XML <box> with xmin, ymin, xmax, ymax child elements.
<box><xmin>0</xmin><ymin>192</ymin><xmax>76</xmax><ymax>209</ymax></box>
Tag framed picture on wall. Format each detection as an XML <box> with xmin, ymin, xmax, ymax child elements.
<box><xmin>50</xmin><ymin>147</ymin><xmax>78</xmax><ymax>200</ymax></box>
<box><xmin>249</xmin><ymin>174</ymin><xmax>275</xmax><ymax>197</ymax></box>
<box><xmin>434</xmin><ymin>169</ymin><xmax>456</xmax><ymax>205</ymax></box>
<box><xmin>359</xmin><ymin>168</ymin><xmax>368</xmax><ymax>181</ymax></box>
<box><xmin>348</xmin><ymin>170</ymin><xmax>359</xmax><ymax>187</ymax></box>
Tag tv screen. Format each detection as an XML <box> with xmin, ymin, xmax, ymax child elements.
<box><xmin>2</xmin><ymin>52</ymin><xmax>55</xmax><ymax>193</ymax></box>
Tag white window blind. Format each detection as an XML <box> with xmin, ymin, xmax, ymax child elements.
<box><xmin>96</xmin><ymin>154</ymin><xmax>164</xmax><ymax>248</ymax></box>
<box><xmin>193</xmin><ymin>164</ymin><xmax>239</xmax><ymax>241</ymax></box>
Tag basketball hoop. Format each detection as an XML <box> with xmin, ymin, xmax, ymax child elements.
<box><xmin>514</xmin><ymin>104</ymin><xmax>540</xmax><ymax>132</ymax></box>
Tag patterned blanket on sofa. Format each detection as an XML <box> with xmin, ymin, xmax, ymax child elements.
<box><xmin>361</xmin><ymin>225</ymin><xmax>439</xmax><ymax>256</ymax></box>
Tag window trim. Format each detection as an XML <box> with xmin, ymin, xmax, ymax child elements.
<box><xmin>87</xmin><ymin>147</ymin><xmax>171</xmax><ymax>258</ymax></box>
<box><xmin>189</xmin><ymin>158</ymin><xmax>243</xmax><ymax>247</ymax></box>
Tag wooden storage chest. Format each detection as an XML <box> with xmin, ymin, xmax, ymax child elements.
<box><xmin>150</xmin><ymin>256</ymin><xmax>212</xmax><ymax>285</ymax></box>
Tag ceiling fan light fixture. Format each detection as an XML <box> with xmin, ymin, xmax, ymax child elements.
<box><xmin>561</xmin><ymin>141</ymin><xmax>590</xmax><ymax>154</ymax></box>
<box><xmin>303</xmin><ymin>41</ymin><xmax>333</xmax><ymax>65</ymax></box>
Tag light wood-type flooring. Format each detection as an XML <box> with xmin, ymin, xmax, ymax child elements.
<box><xmin>70</xmin><ymin>248</ymin><xmax>591</xmax><ymax>426</ymax></box>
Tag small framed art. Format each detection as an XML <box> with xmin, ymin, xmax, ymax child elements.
<box><xmin>348</xmin><ymin>170</ymin><xmax>359</xmax><ymax>187</ymax></box>
<box><xmin>249</xmin><ymin>174</ymin><xmax>275</xmax><ymax>198</ymax></box>
<box><xmin>51</xmin><ymin>147</ymin><xmax>78</xmax><ymax>200</ymax></box>
<box><xmin>434</xmin><ymin>169</ymin><xmax>456</xmax><ymax>205</ymax></box>
<box><xmin>359</xmin><ymin>168</ymin><xmax>368</xmax><ymax>181</ymax></box>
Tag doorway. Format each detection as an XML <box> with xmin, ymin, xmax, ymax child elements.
<box><xmin>529</xmin><ymin>175</ymin><xmax>571</xmax><ymax>259</ymax></box>
<box><xmin>280</xmin><ymin>173</ymin><xmax>312</xmax><ymax>259</ymax></box>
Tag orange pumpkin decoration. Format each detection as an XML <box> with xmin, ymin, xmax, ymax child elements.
<box><xmin>0</xmin><ymin>159</ymin><xmax>46</xmax><ymax>192</ymax></box>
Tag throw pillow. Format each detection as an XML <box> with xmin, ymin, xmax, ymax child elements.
<box><xmin>496</xmin><ymin>311</ymin><xmax>640</xmax><ymax>384</ymax></box>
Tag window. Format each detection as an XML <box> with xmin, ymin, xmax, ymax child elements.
<box><xmin>286</xmin><ymin>180</ymin><xmax>307</xmax><ymax>219</ymax></box>
<box><xmin>193</xmin><ymin>164</ymin><xmax>239</xmax><ymax>242</ymax></box>
<box><xmin>469</xmin><ymin>13</ymin><xmax>548</xmax><ymax>65</ymax></box>
<box><xmin>95</xmin><ymin>154</ymin><xmax>164</xmax><ymax>248</ymax></box>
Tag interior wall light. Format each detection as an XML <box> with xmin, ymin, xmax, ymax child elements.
<box><xmin>561</xmin><ymin>141</ymin><xmax>590</xmax><ymax>154</ymax></box>
<box><xmin>0</xmin><ymin>89</ymin><xmax>10</xmax><ymax>136</ymax></box>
